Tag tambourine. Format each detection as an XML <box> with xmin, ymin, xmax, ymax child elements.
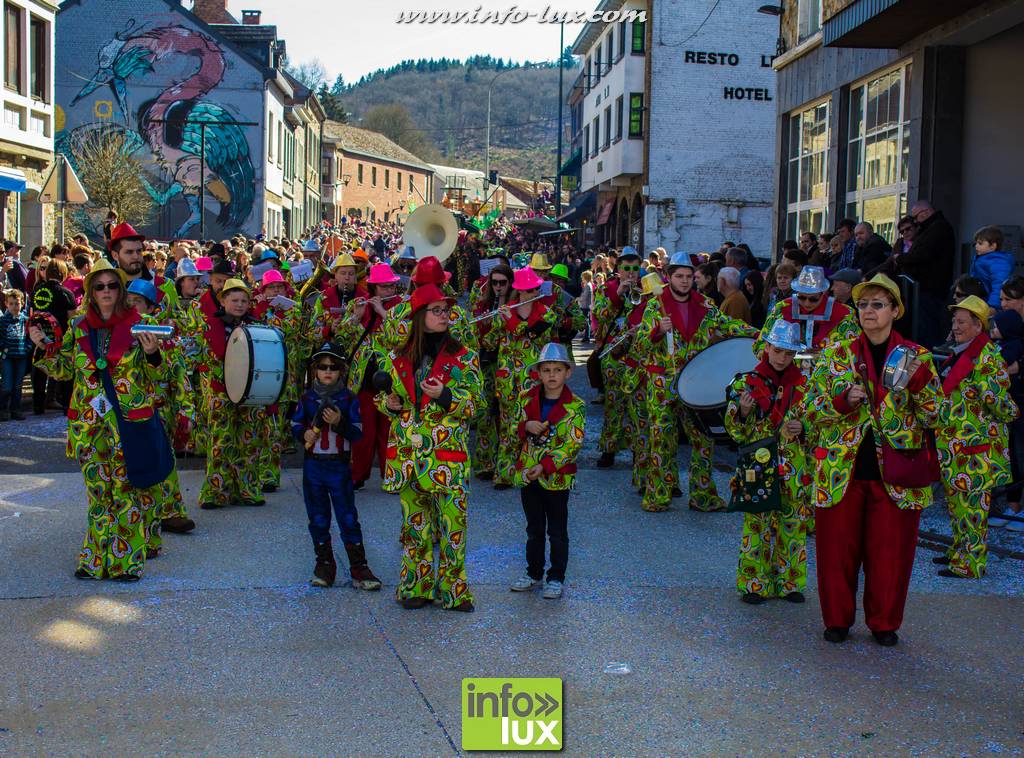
<box><xmin>882</xmin><ymin>344</ymin><xmax>916</xmax><ymax>392</ymax></box>
<box><xmin>130</xmin><ymin>324</ymin><xmax>175</xmax><ymax>338</ymax></box>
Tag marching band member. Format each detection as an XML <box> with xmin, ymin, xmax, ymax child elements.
<box><xmin>724</xmin><ymin>320</ymin><xmax>809</xmax><ymax>604</ymax></box>
<box><xmin>377</xmin><ymin>283</ymin><xmax>482</xmax><ymax>612</ymax></box>
<box><xmin>471</xmin><ymin>263</ymin><xmax>514</xmax><ymax>481</ymax></box>
<box><xmin>509</xmin><ymin>343</ymin><xmax>585</xmax><ymax>600</ymax></box>
<box><xmin>315</xmin><ymin>253</ymin><xmax>366</xmax><ymax>342</ymax></box>
<box><xmin>108</xmin><ymin>223</ymin><xmax>174</xmax><ymax>304</ymax></box>
<box><xmin>468</xmin><ymin>252</ymin><xmax>510</xmax><ymax>314</ymax></box>
<box><xmin>198</xmin><ymin>258</ymin><xmax>234</xmax><ymax>319</ymax></box>
<box><xmin>379</xmin><ymin>256</ymin><xmax>477</xmax><ymax>349</ymax></box>
<box><xmin>806</xmin><ymin>274</ymin><xmax>943</xmax><ymax>646</ymax></box>
<box><xmin>166</xmin><ymin>258</ymin><xmax>207</xmax><ymax>455</ymax></box>
<box><xmin>126</xmin><ymin>280</ymin><xmax>196</xmax><ymax>543</ymax></box>
<box><xmin>482</xmin><ymin>266</ymin><xmax>558</xmax><ymax>489</ymax></box>
<box><xmin>541</xmin><ymin>261</ymin><xmax>587</xmax><ymax>352</ymax></box>
<box><xmin>934</xmin><ymin>295</ymin><xmax>1017</xmax><ymax>579</ymax></box>
<box><xmin>29</xmin><ymin>259</ymin><xmax>171</xmax><ymax>581</ymax></box>
<box><xmin>196</xmin><ymin>278</ymin><xmax>266</xmax><ymax>509</ymax></box>
<box><xmin>638</xmin><ymin>252</ymin><xmax>757</xmax><ymax>512</ymax></box>
<box><xmin>342</xmin><ymin>262</ymin><xmax>405</xmax><ymax>489</ymax></box>
<box><xmin>593</xmin><ymin>247</ymin><xmax>644</xmax><ymax>469</ymax></box>
<box><xmin>292</xmin><ymin>341</ymin><xmax>381</xmax><ymax>590</ymax></box>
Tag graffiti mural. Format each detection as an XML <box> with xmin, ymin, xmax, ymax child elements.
<box><xmin>58</xmin><ymin>11</ymin><xmax>258</xmax><ymax>239</ymax></box>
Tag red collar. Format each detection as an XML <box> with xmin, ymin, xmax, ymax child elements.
<box><xmin>392</xmin><ymin>343</ymin><xmax>469</xmax><ymax>411</ymax></box>
<box><xmin>505</xmin><ymin>300</ymin><xmax>548</xmax><ymax>329</ymax></box>
<box><xmin>852</xmin><ymin>330</ymin><xmax>910</xmax><ymax>405</ymax></box>
<box><xmin>525</xmin><ymin>384</ymin><xmax>575</xmax><ymax>427</ymax></box>
<box><xmin>660</xmin><ymin>287</ymin><xmax>707</xmax><ymax>340</ymax></box>
<box><xmin>78</xmin><ymin>306</ymin><xmax>140</xmax><ymax>370</ymax></box>
<box><xmin>746</xmin><ymin>359</ymin><xmax>805</xmax><ymax>427</ymax></box>
<box><xmin>942</xmin><ymin>333</ymin><xmax>991</xmax><ymax>395</ymax></box>
<box><xmin>323</xmin><ymin>284</ymin><xmax>368</xmax><ymax>311</ymax></box>
<box><xmin>782</xmin><ymin>296</ymin><xmax>849</xmax><ymax>346</ymax></box>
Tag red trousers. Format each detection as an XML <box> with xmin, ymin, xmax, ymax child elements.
<box><xmin>350</xmin><ymin>389</ymin><xmax>390</xmax><ymax>484</ymax></box>
<box><xmin>815</xmin><ymin>479</ymin><xmax>922</xmax><ymax>633</ymax></box>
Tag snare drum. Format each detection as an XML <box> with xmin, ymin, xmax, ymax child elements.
<box><xmin>224</xmin><ymin>324</ymin><xmax>287</xmax><ymax>406</ymax></box>
<box><xmin>675</xmin><ymin>338</ymin><xmax>758</xmax><ymax>440</ymax></box>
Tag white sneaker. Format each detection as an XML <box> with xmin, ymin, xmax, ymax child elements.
<box><xmin>510</xmin><ymin>575</ymin><xmax>542</xmax><ymax>592</ymax></box>
<box><xmin>542</xmin><ymin>580</ymin><xmax>563</xmax><ymax>599</ymax></box>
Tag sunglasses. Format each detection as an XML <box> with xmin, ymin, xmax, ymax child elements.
<box><xmin>317</xmin><ymin>363</ymin><xmax>342</xmax><ymax>371</ymax></box>
<box><xmin>492</xmin><ymin>279</ymin><xmax>509</xmax><ymax>286</ymax></box>
<box><xmin>796</xmin><ymin>293</ymin><xmax>820</xmax><ymax>302</ymax></box>
<box><xmin>619</xmin><ymin>265</ymin><xmax>640</xmax><ymax>272</ymax></box>
<box><xmin>856</xmin><ymin>300</ymin><xmax>890</xmax><ymax>311</ymax></box>
<box><xmin>426</xmin><ymin>306</ymin><xmax>451</xmax><ymax>317</ymax></box>
<box><xmin>92</xmin><ymin>281</ymin><xmax>121</xmax><ymax>292</ymax></box>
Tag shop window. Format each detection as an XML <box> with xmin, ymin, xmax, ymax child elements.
<box><xmin>784</xmin><ymin>99</ymin><xmax>830</xmax><ymax>241</ymax></box>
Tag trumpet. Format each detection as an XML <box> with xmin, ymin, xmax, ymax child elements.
<box><xmin>622</xmin><ymin>281</ymin><xmax>642</xmax><ymax>306</ymax></box>
<box><xmin>469</xmin><ymin>293</ymin><xmax>545</xmax><ymax>324</ymax></box>
<box><xmin>598</xmin><ymin>324</ymin><xmax>640</xmax><ymax>359</ymax></box>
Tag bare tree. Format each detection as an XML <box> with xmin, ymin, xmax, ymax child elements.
<box><xmin>361</xmin><ymin>104</ymin><xmax>439</xmax><ymax>161</ymax></box>
<box><xmin>287</xmin><ymin>58</ymin><xmax>328</xmax><ymax>92</ymax></box>
<box><xmin>68</xmin><ymin>127</ymin><xmax>153</xmax><ymax>227</ymax></box>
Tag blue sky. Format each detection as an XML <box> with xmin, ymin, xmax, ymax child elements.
<box><xmin>227</xmin><ymin>0</ymin><xmax>596</xmax><ymax>83</ymax></box>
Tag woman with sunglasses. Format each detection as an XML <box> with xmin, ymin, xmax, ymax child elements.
<box><xmin>806</xmin><ymin>274</ymin><xmax>943</xmax><ymax>647</ymax></box>
<box><xmin>29</xmin><ymin>259</ymin><xmax>168</xmax><ymax>581</ymax></box>
<box><xmin>378</xmin><ymin>283</ymin><xmax>483</xmax><ymax>611</ymax></box>
<box><xmin>471</xmin><ymin>263</ymin><xmax>515</xmax><ymax>481</ymax></box>
<box><xmin>482</xmin><ymin>267</ymin><xmax>559</xmax><ymax>489</ymax></box>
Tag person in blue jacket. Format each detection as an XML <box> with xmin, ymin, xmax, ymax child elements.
<box><xmin>292</xmin><ymin>341</ymin><xmax>382</xmax><ymax>590</ymax></box>
<box><xmin>969</xmin><ymin>226</ymin><xmax>1015</xmax><ymax>310</ymax></box>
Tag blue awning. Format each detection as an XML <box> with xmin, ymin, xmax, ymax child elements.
<box><xmin>0</xmin><ymin>167</ymin><xmax>27</xmax><ymax>193</ymax></box>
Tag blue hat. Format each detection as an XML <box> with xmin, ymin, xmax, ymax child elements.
<box><xmin>667</xmin><ymin>251</ymin><xmax>694</xmax><ymax>271</ymax></box>
<box><xmin>260</xmin><ymin>249</ymin><xmax>279</xmax><ymax>261</ymax></box>
<box><xmin>302</xmin><ymin>239</ymin><xmax>321</xmax><ymax>253</ymax></box>
<box><xmin>763</xmin><ymin>320</ymin><xmax>806</xmax><ymax>353</ymax></box>
<box><xmin>619</xmin><ymin>246</ymin><xmax>640</xmax><ymax>260</ymax></box>
<box><xmin>791</xmin><ymin>265</ymin><xmax>829</xmax><ymax>294</ymax></box>
<box><xmin>127</xmin><ymin>279</ymin><xmax>158</xmax><ymax>305</ymax></box>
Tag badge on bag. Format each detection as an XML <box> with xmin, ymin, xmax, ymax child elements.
<box><xmin>91</xmin><ymin>394</ymin><xmax>113</xmax><ymax>417</ymax></box>
<box><xmin>411</xmin><ymin>433</ymin><xmax>424</xmax><ymax>449</ymax></box>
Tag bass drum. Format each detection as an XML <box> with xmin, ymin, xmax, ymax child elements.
<box><xmin>675</xmin><ymin>337</ymin><xmax>758</xmax><ymax>440</ymax></box>
<box><xmin>224</xmin><ymin>324</ymin><xmax>287</xmax><ymax>406</ymax></box>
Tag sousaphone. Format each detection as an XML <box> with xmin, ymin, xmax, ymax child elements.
<box><xmin>402</xmin><ymin>204</ymin><xmax>459</xmax><ymax>263</ymax></box>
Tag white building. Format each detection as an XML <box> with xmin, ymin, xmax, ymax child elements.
<box><xmin>0</xmin><ymin>0</ymin><xmax>56</xmax><ymax>250</ymax></box>
<box><xmin>565</xmin><ymin>0</ymin><xmax>778</xmax><ymax>256</ymax></box>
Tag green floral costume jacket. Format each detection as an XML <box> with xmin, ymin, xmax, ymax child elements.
<box><xmin>805</xmin><ymin>331</ymin><xmax>944</xmax><ymax>510</ymax></box>
<box><xmin>378</xmin><ymin>300</ymin><xmax>478</xmax><ymax>352</ymax></box>
<box><xmin>512</xmin><ymin>385</ymin><xmax>586</xmax><ymax>490</ymax></box>
<box><xmin>754</xmin><ymin>295</ymin><xmax>860</xmax><ymax>357</ymax></box>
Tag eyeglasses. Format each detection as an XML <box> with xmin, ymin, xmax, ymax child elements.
<box><xmin>426</xmin><ymin>306</ymin><xmax>451</xmax><ymax>317</ymax></box>
<box><xmin>492</xmin><ymin>279</ymin><xmax>509</xmax><ymax>286</ymax></box>
<box><xmin>796</xmin><ymin>294</ymin><xmax>820</xmax><ymax>303</ymax></box>
<box><xmin>316</xmin><ymin>363</ymin><xmax>342</xmax><ymax>371</ymax></box>
<box><xmin>619</xmin><ymin>264</ymin><xmax>640</xmax><ymax>272</ymax></box>
<box><xmin>92</xmin><ymin>281</ymin><xmax>121</xmax><ymax>292</ymax></box>
<box><xmin>856</xmin><ymin>300</ymin><xmax>890</xmax><ymax>311</ymax></box>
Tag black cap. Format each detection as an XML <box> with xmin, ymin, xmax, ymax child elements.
<box><xmin>311</xmin><ymin>341</ymin><xmax>346</xmax><ymax>363</ymax></box>
<box><xmin>4</xmin><ymin>239</ymin><xmax>22</xmax><ymax>251</ymax></box>
<box><xmin>209</xmin><ymin>242</ymin><xmax>227</xmax><ymax>257</ymax></box>
<box><xmin>211</xmin><ymin>258</ymin><xmax>234</xmax><ymax>276</ymax></box>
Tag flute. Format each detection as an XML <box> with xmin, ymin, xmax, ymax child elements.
<box><xmin>469</xmin><ymin>293</ymin><xmax>545</xmax><ymax>324</ymax></box>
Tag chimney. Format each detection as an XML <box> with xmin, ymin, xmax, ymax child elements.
<box><xmin>241</xmin><ymin>9</ymin><xmax>262</xmax><ymax>24</ymax></box>
<box><xmin>192</xmin><ymin>0</ymin><xmax>235</xmax><ymax>24</ymax></box>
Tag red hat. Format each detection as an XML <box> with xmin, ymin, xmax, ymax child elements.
<box><xmin>409</xmin><ymin>284</ymin><xmax>453</xmax><ymax>315</ymax></box>
<box><xmin>411</xmin><ymin>256</ymin><xmax>445</xmax><ymax>285</ymax></box>
<box><xmin>108</xmin><ymin>222</ymin><xmax>145</xmax><ymax>248</ymax></box>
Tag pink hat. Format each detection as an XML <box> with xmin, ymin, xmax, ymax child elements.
<box><xmin>512</xmin><ymin>267</ymin><xmax>544</xmax><ymax>291</ymax></box>
<box><xmin>195</xmin><ymin>256</ymin><xmax>213</xmax><ymax>272</ymax></box>
<box><xmin>367</xmin><ymin>262</ymin><xmax>400</xmax><ymax>285</ymax></box>
<box><xmin>262</xmin><ymin>269</ymin><xmax>285</xmax><ymax>285</ymax></box>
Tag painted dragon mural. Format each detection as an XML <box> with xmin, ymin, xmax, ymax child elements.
<box><xmin>61</xmin><ymin>20</ymin><xmax>256</xmax><ymax>238</ymax></box>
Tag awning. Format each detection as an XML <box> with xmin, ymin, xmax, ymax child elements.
<box><xmin>823</xmin><ymin>0</ymin><xmax>989</xmax><ymax>48</ymax></box>
<box><xmin>596</xmin><ymin>199</ymin><xmax>615</xmax><ymax>226</ymax></box>
<box><xmin>559</xmin><ymin>148</ymin><xmax>581</xmax><ymax>178</ymax></box>
<box><xmin>0</xmin><ymin>167</ymin><xmax>27</xmax><ymax>193</ymax></box>
<box><xmin>556</xmin><ymin>190</ymin><xmax>596</xmax><ymax>224</ymax></box>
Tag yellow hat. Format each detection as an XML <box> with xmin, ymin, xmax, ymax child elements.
<box><xmin>84</xmin><ymin>257</ymin><xmax>128</xmax><ymax>290</ymax></box>
<box><xmin>220</xmin><ymin>277</ymin><xmax>251</xmax><ymax>297</ymax></box>
<box><xmin>331</xmin><ymin>253</ymin><xmax>358</xmax><ymax>271</ymax></box>
<box><xmin>639</xmin><ymin>272</ymin><xmax>664</xmax><ymax>297</ymax></box>
<box><xmin>528</xmin><ymin>252</ymin><xmax>552</xmax><ymax>271</ymax></box>
<box><xmin>851</xmin><ymin>274</ymin><xmax>905</xmax><ymax>319</ymax></box>
<box><xmin>949</xmin><ymin>294</ymin><xmax>990</xmax><ymax>329</ymax></box>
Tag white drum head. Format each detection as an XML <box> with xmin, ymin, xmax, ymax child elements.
<box><xmin>224</xmin><ymin>327</ymin><xmax>254</xmax><ymax>404</ymax></box>
<box><xmin>677</xmin><ymin>338</ymin><xmax>757</xmax><ymax>408</ymax></box>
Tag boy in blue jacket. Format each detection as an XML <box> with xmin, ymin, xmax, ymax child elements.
<box><xmin>969</xmin><ymin>226</ymin><xmax>1015</xmax><ymax>310</ymax></box>
<box><xmin>292</xmin><ymin>341</ymin><xmax>382</xmax><ymax>590</ymax></box>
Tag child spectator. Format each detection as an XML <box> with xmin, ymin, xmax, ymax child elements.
<box><xmin>953</xmin><ymin>274</ymin><xmax>988</xmax><ymax>304</ymax></box>
<box><xmin>969</xmin><ymin>226</ymin><xmax>1014</xmax><ymax>310</ymax></box>
<box><xmin>0</xmin><ymin>289</ymin><xmax>31</xmax><ymax>420</ymax></box>
<box><xmin>509</xmin><ymin>343</ymin><xmax>585</xmax><ymax>600</ymax></box>
<box><xmin>291</xmin><ymin>342</ymin><xmax>382</xmax><ymax>589</ymax></box>
<box><xmin>990</xmin><ymin>309</ymin><xmax>1024</xmax><ymax>531</ymax></box>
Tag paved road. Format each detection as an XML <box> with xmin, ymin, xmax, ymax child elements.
<box><xmin>2</xmin><ymin>348</ymin><xmax>1022</xmax><ymax>756</ymax></box>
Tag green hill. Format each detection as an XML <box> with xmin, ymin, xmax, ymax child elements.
<box><xmin>339</xmin><ymin>57</ymin><xmax>566</xmax><ymax>181</ymax></box>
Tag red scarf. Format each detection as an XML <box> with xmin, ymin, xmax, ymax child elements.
<box><xmin>851</xmin><ymin>330</ymin><xmax>917</xmax><ymax>405</ymax></box>
<box><xmin>745</xmin><ymin>359</ymin><xmax>805</xmax><ymax>428</ymax></box>
<box><xmin>941</xmin><ymin>333</ymin><xmax>991</xmax><ymax>395</ymax></box>
<box><xmin>79</xmin><ymin>306</ymin><xmax>140</xmax><ymax>371</ymax></box>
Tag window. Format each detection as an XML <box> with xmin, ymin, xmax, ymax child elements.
<box><xmin>845</xmin><ymin>63</ymin><xmax>913</xmax><ymax>244</ymax></box>
<box><xmin>784</xmin><ymin>100</ymin><xmax>830</xmax><ymax>241</ymax></box>
<box><xmin>29</xmin><ymin>16</ymin><xmax>44</xmax><ymax>101</ymax></box>
<box><xmin>583</xmin><ymin>124</ymin><xmax>590</xmax><ymax>162</ymax></box>
<box><xmin>397</xmin><ymin>172</ymin><xmax>402</xmax><ymax>191</ymax></box>
<box><xmin>276</xmin><ymin>122</ymin><xmax>283</xmax><ymax>167</ymax></box>
<box><xmin>614</xmin><ymin>95</ymin><xmax>623</xmax><ymax>141</ymax></box>
<box><xmin>595</xmin><ymin>46</ymin><xmax>602</xmax><ymax>83</ymax></box>
<box><xmin>385</xmin><ymin>168</ymin><xmax>390</xmax><ymax>189</ymax></box>
<box><xmin>618</xmin><ymin>20</ymin><xmax>626</xmax><ymax>58</ymax></box>
<box><xmin>628</xmin><ymin>93</ymin><xmax>644</xmax><ymax>137</ymax></box>
<box><xmin>798</xmin><ymin>0</ymin><xmax>822</xmax><ymax>42</ymax></box>
<box><xmin>358</xmin><ymin>163</ymin><xmax>364</xmax><ymax>184</ymax></box>
<box><xmin>321</xmin><ymin>156</ymin><xmax>332</xmax><ymax>181</ymax></box>
<box><xmin>409</xmin><ymin>175</ymin><xmax>414</xmax><ymax>195</ymax></box>
<box><xmin>5</xmin><ymin>3</ymin><xmax>21</xmax><ymax>93</ymax></box>
<box><xmin>585</xmin><ymin>56</ymin><xmax>592</xmax><ymax>92</ymax></box>
<box><xmin>606</xmin><ymin>29</ymin><xmax>613</xmax><ymax>66</ymax></box>
<box><xmin>267</xmin><ymin>113</ymin><xmax>274</xmax><ymax>161</ymax></box>
<box><xmin>631</xmin><ymin>19</ymin><xmax>645</xmax><ymax>54</ymax></box>
<box><xmin>371</xmin><ymin>166</ymin><xmax>377</xmax><ymax>186</ymax></box>
<box><xmin>591</xmin><ymin>117</ymin><xmax>599</xmax><ymax>156</ymax></box>
<box><xmin>602</xmin><ymin>105</ymin><xmax>611</xmax><ymax>150</ymax></box>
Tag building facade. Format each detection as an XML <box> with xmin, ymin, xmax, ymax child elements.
<box><xmin>771</xmin><ymin>0</ymin><xmax>1024</xmax><ymax>269</ymax></box>
<box><xmin>55</xmin><ymin>0</ymin><xmax>321</xmax><ymax>243</ymax></box>
<box><xmin>321</xmin><ymin>121</ymin><xmax>434</xmax><ymax>225</ymax></box>
<box><xmin>563</xmin><ymin>0</ymin><xmax>778</xmax><ymax>255</ymax></box>
<box><xmin>0</xmin><ymin>0</ymin><xmax>56</xmax><ymax>253</ymax></box>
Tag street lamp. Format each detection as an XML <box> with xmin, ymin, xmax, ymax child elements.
<box><xmin>486</xmin><ymin>64</ymin><xmax>533</xmax><ymax>186</ymax></box>
<box><xmin>757</xmin><ymin>4</ymin><xmax>783</xmax><ymax>15</ymax></box>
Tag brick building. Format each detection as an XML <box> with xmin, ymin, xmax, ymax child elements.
<box><xmin>321</xmin><ymin>121</ymin><xmax>433</xmax><ymax>224</ymax></box>
<box><xmin>562</xmin><ymin>0</ymin><xmax>778</xmax><ymax>256</ymax></box>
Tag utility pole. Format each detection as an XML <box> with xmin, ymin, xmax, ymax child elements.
<box><xmin>556</xmin><ymin>21</ymin><xmax>565</xmax><ymax>217</ymax></box>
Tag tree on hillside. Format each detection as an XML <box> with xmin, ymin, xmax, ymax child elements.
<box><xmin>287</xmin><ymin>58</ymin><xmax>328</xmax><ymax>92</ymax></box>
<box><xmin>317</xmin><ymin>84</ymin><xmax>349</xmax><ymax>123</ymax></box>
<box><xmin>361</xmin><ymin>104</ymin><xmax>439</xmax><ymax>162</ymax></box>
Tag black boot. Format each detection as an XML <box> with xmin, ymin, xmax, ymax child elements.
<box><xmin>311</xmin><ymin>540</ymin><xmax>337</xmax><ymax>587</ymax></box>
<box><xmin>344</xmin><ymin>543</ymin><xmax>382</xmax><ymax>591</ymax></box>
<box><xmin>596</xmin><ymin>452</ymin><xmax>615</xmax><ymax>468</ymax></box>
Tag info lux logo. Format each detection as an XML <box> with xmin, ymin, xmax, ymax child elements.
<box><xmin>461</xmin><ymin>678</ymin><xmax>563</xmax><ymax>751</ymax></box>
